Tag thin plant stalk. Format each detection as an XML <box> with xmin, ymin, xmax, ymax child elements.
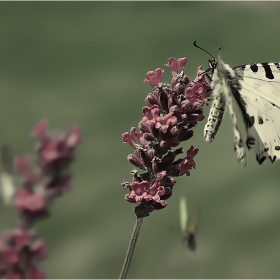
<box><xmin>119</xmin><ymin>217</ymin><xmax>143</xmax><ymax>279</ymax></box>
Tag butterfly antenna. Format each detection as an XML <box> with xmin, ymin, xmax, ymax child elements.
<box><xmin>193</xmin><ymin>41</ymin><xmax>216</xmax><ymax>60</ymax></box>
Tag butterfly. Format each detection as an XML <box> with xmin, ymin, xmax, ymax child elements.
<box><xmin>179</xmin><ymin>197</ymin><xmax>199</xmax><ymax>252</ymax></box>
<box><xmin>194</xmin><ymin>42</ymin><xmax>280</xmax><ymax>165</ymax></box>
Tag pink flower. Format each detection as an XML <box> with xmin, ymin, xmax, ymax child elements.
<box><xmin>31</xmin><ymin>120</ymin><xmax>81</xmax><ymax>171</ymax></box>
<box><xmin>140</xmin><ymin>105</ymin><xmax>160</xmax><ymax>124</ymax></box>
<box><xmin>122</xmin><ymin>127</ymin><xmax>147</xmax><ymax>149</ymax></box>
<box><xmin>32</xmin><ymin>119</ymin><xmax>81</xmax><ymax>148</ymax></box>
<box><xmin>14</xmin><ymin>155</ymin><xmax>32</xmax><ymax>176</ymax></box>
<box><xmin>14</xmin><ymin>189</ymin><xmax>46</xmax><ymax>212</ymax></box>
<box><xmin>13</xmin><ymin>188</ymin><xmax>48</xmax><ymax>225</ymax></box>
<box><xmin>66</xmin><ymin>125</ymin><xmax>81</xmax><ymax>148</ymax></box>
<box><xmin>154</xmin><ymin>112</ymin><xmax>177</xmax><ymax>133</ymax></box>
<box><xmin>143</xmin><ymin>68</ymin><xmax>164</xmax><ymax>89</ymax></box>
<box><xmin>14</xmin><ymin>156</ymin><xmax>42</xmax><ymax>189</ymax></box>
<box><xmin>165</xmin><ymin>57</ymin><xmax>187</xmax><ymax>77</ymax></box>
<box><xmin>0</xmin><ymin>229</ymin><xmax>46</xmax><ymax>279</ymax></box>
<box><xmin>185</xmin><ymin>66</ymin><xmax>211</xmax><ymax>106</ymax></box>
<box><xmin>147</xmin><ymin>178</ymin><xmax>165</xmax><ymax>202</ymax></box>
<box><xmin>30</xmin><ymin>119</ymin><xmax>48</xmax><ymax>139</ymax></box>
<box><xmin>193</xmin><ymin>65</ymin><xmax>206</xmax><ymax>83</ymax></box>
<box><xmin>125</xmin><ymin>181</ymin><xmax>148</xmax><ymax>204</ymax></box>
<box><xmin>185</xmin><ymin>83</ymin><xmax>209</xmax><ymax>106</ymax></box>
<box><xmin>175</xmin><ymin>146</ymin><xmax>199</xmax><ymax>176</ymax></box>
<box><xmin>141</xmin><ymin>105</ymin><xmax>177</xmax><ymax>133</ymax></box>
<box><xmin>125</xmin><ymin>179</ymin><xmax>165</xmax><ymax>205</ymax></box>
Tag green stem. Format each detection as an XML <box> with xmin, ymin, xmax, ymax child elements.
<box><xmin>119</xmin><ymin>217</ymin><xmax>143</xmax><ymax>279</ymax></box>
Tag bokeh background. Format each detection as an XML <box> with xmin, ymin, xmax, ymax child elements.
<box><xmin>0</xmin><ymin>1</ymin><xmax>280</xmax><ymax>278</ymax></box>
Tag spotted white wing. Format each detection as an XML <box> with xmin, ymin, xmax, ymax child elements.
<box><xmin>235</xmin><ymin>63</ymin><xmax>280</xmax><ymax>164</ymax></box>
<box><xmin>204</xmin><ymin>56</ymin><xmax>280</xmax><ymax>165</ymax></box>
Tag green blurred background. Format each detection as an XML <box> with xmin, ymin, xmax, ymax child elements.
<box><xmin>0</xmin><ymin>1</ymin><xmax>280</xmax><ymax>278</ymax></box>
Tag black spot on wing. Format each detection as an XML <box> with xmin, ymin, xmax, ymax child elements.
<box><xmin>258</xmin><ymin>116</ymin><xmax>264</xmax><ymax>124</ymax></box>
<box><xmin>270</xmin><ymin>155</ymin><xmax>277</xmax><ymax>163</ymax></box>
<box><xmin>262</xmin><ymin>63</ymin><xmax>274</xmax><ymax>79</ymax></box>
<box><xmin>274</xmin><ymin>62</ymin><xmax>280</xmax><ymax>71</ymax></box>
<box><xmin>275</xmin><ymin>146</ymin><xmax>280</xmax><ymax>151</ymax></box>
<box><xmin>257</xmin><ymin>155</ymin><xmax>266</xmax><ymax>164</ymax></box>
<box><xmin>250</xmin><ymin>64</ymin><xmax>258</xmax><ymax>72</ymax></box>
<box><xmin>248</xmin><ymin>115</ymin><xmax>255</xmax><ymax>128</ymax></box>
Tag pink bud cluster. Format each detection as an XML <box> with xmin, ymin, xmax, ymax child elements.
<box><xmin>0</xmin><ymin>229</ymin><xmax>46</xmax><ymax>279</ymax></box>
<box><xmin>0</xmin><ymin>120</ymin><xmax>81</xmax><ymax>278</ymax></box>
<box><xmin>122</xmin><ymin>57</ymin><xmax>210</xmax><ymax>217</ymax></box>
<box><xmin>13</xmin><ymin>120</ymin><xmax>81</xmax><ymax>227</ymax></box>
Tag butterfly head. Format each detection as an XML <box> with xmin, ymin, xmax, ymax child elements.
<box><xmin>207</xmin><ymin>59</ymin><xmax>217</xmax><ymax>73</ymax></box>
<box><xmin>193</xmin><ymin>41</ymin><xmax>222</xmax><ymax>79</ymax></box>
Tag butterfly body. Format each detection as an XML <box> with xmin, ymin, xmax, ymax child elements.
<box><xmin>205</xmin><ymin>55</ymin><xmax>280</xmax><ymax>164</ymax></box>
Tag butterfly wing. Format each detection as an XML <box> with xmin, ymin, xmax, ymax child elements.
<box><xmin>234</xmin><ymin>63</ymin><xmax>280</xmax><ymax>163</ymax></box>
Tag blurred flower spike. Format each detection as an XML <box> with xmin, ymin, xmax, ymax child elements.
<box><xmin>122</xmin><ymin>57</ymin><xmax>211</xmax><ymax>218</ymax></box>
<box><xmin>0</xmin><ymin>119</ymin><xmax>82</xmax><ymax>278</ymax></box>
<box><xmin>13</xmin><ymin>119</ymin><xmax>81</xmax><ymax>227</ymax></box>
